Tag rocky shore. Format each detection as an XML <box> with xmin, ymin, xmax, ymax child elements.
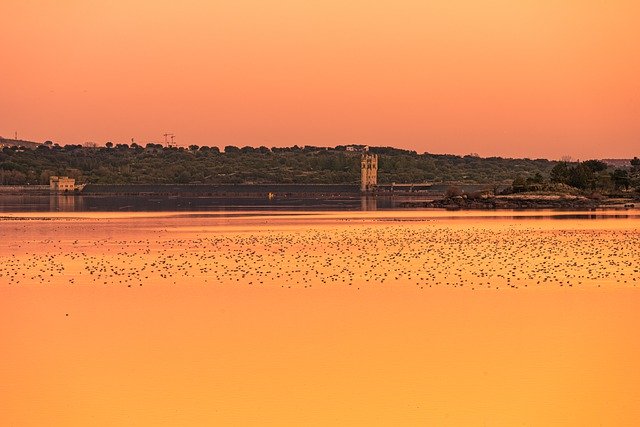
<box><xmin>399</xmin><ymin>194</ymin><xmax>637</xmax><ymax>210</ymax></box>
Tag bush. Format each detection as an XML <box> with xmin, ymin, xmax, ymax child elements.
<box><xmin>445</xmin><ymin>186</ymin><xmax>463</xmax><ymax>199</ymax></box>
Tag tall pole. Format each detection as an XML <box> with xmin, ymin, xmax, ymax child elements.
<box><xmin>163</xmin><ymin>133</ymin><xmax>175</xmax><ymax>147</ymax></box>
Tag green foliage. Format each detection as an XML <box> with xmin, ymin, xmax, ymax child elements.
<box><xmin>550</xmin><ymin>162</ymin><xmax>570</xmax><ymax>184</ymax></box>
<box><xmin>567</xmin><ymin>163</ymin><xmax>594</xmax><ymax>190</ymax></box>
<box><xmin>444</xmin><ymin>186</ymin><xmax>463</xmax><ymax>198</ymax></box>
<box><xmin>547</xmin><ymin>158</ymin><xmax>640</xmax><ymax>193</ymax></box>
<box><xmin>512</xmin><ymin>176</ymin><xmax>527</xmax><ymax>193</ymax></box>
<box><xmin>582</xmin><ymin>160</ymin><xmax>608</xmax><ymax>173</ymax></box>
<box><xmin>611</xmin><ymin>169</ymin><xmax>631</xmax><ymax>190</ymax></box>
<box><xmin>0</xmin><ymin>145</ymin><xmax>558</xmax><ymax>186</ymax></box>
<box><xmin>550</xmin><ymin>160</ymin><xmax>605</xmax><ymax>190</ymax></box>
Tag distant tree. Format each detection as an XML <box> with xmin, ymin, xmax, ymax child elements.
<box><xmin>512</xmin><ymin>176</ymin><xmax>527</xmax><ymax>193</ymax></box>
<box><xmin>583</xmin><ymin>160</ymin><xmax>608</xmax><ymax>173</ymax></box>
<box><xmin>189</xmin><ymin>145</ymin><xmax>199</xmax><ymax>151</ymax></box>
<box><xmin>0</xmin><ymin>170</ymin><xmax>27</xmax><ymax>184</ymax></box>
<box><xmin>631</xmin><ymin>157</ymin><xmax>640</xmax><ymax>169</ymax></box>
<box><xmin>524</xmin><ymin>172</ymin><xmax>545</xmax><ymax>191</ymax></box>
<box><xmin>303</xmin><ymin>145</ymin><xmax>325</xmax><ymax>152</ymax></box>
<box><xmin>611</xmin><ymin>169</ymin><xmax>631</xmax><ymax>190</ymax></box>
<box><xmin>175</xmin><ymin>169</ymin><xmax>192</xmax><ymax>184</ymax></box>
<box><xmin>567</xmin><ymin>163</ymin><xmax>594</xmax><ymax>190</ymax></box>
<box><xmin>0</xmin><ymin>143</ymin><xmax>561</xmax><ymax>186</ymax></box>
<box><xmin>550</xmin><ymin>162</ymin><xmax>570</xmax><ymax>183</ymax></box>
<box><xmin>445</xmin><ymin>186</ymin><xmax>463</xmax><ymax>198</ymax></box>
<box><xmin>40</xmin><ymin>170</ymin><xmax>54</xmax><ymax>184</ymax></box>
<box><xmin>43</xmin><ymin>140</ymin><xmax>53</xmax><ymax>147</ymax></box>
<box><xmin>531</xmin><ymin>172</ymin><xmax>544</xmax><ymax>184</ymax></box>
<box><xmin>224</xmin><ymin>145</ymin><xmax>240</xmax><ymax>154</ymax></box>
<box><xmin>105</xmin><ymin>141</ymin><xmax>113</xmax><ymax>148</ymax></box>
<box><xmin>199</xmin><ymin>146</ymin><xmax>220</xmax><ymax>154</ymax></box>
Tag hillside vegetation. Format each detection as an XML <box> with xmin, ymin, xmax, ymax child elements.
<box><xmin>0</xmin><ymin>144</ymin><xmax>559</xmax><ymax>186</ymax></box>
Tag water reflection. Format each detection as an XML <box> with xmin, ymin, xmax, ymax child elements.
<box><xmin>360</xmin><ymin>196</ymin><xmax>377</xmax><ymax>211</ymax></box>
<box><xmin>0</xmin><ymin>194</ymin><xmax>367</xmax><ymax>212</ymax></box>
<box><xmin>48</xmin><ymin>194</ymin><xmax>81</xmax><ymax>212</ymax></box>
<box><xmin>1</xmin><ymin>194</ymin><xmax>639</xmax><ymax>221</ymax></box>
<box><xmin>2</xmin><ymin>212</ymin><xmax>640</xmax><ymax>425</ymax></box>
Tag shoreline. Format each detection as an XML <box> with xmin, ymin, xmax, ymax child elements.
<box><xmin>2</xmin><ymin>208</ymin><xmax>639</xmax><ymax>221</ymax></box>
<box><xmin>1</xmin><ymin>184</ymin><xmax>637</xmax><ymax>212</ymax></box>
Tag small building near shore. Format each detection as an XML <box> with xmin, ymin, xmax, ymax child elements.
<box><xmin>50</xmin><ymin>176</ymin><xmax>75</xmax><ymax>192</ymax></box>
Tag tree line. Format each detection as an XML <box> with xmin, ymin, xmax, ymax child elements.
<box><xmin>511</xmin><ymin>158</ymin><xmax>640</xmax><ymax>194</ymax></box>
<box><xmin>0</xmin><ymin>142</ymin><xmax>637</xmax><ymax>194</ymax></box>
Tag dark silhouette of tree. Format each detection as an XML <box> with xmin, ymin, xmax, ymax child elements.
<box><xmin>611</xmin><ymin>169</ymin><xmax>631</xmax><ymax>190</ymax></box>
<box><xmin>512</xmin><ymin>176</ymin><xmax>527</xmax><ymax>193</ymax></box>
<box><xmin>0</xmin><ymin>144</ymin><xmax>561</xmax><ymax>186</ymax></box>
<box><xmin>550</xmin><ymin>162</ymin><xmax>570</xmax><ymax>183</ymax></box>
<box><xmin>567</xmin><ymin>163</ymin><xmax>594</xmax><ymax>190</ymax></box>
<box><xmin>583</xmin><ymin>160</ymin><xmax>608</xmax><ymax>173</ymax></box>
<box><xmin>224</xmin><ymin>145</ymin><xmax>240</xmax><ymax>154</ymax></box>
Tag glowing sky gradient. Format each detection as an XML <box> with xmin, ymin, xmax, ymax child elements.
<box><xmin>2</xmin><ymin>1</ymin><xmax>639</xmax><ymax>159</ymax></box>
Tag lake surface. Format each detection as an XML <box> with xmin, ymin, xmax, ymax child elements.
<box><xmin>1</xmin><ymin>210</ymin><xmax>640</xmax><ymax>425</ymax></box>
<box><xmin>0</xmin><ymin>193</ymin><xmax>380</xmax><ymax>212</ymax></box>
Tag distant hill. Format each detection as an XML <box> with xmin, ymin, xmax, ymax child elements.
<box><xmin>0</xmin><ymin>137</ymin><xmax>41</xmax><ymax>149</ymax></box>
<box><xmin>0</xmin><ymin>143</ymin><xmax>558</xmax><ymax>186</ymax></box>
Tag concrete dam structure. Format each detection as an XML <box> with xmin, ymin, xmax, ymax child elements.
<box><xmin>82</xmin><ymin>183</ymin><xmax>361</xmax><ymax>197</ymax></box>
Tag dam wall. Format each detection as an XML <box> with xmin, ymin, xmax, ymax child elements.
<box><xmin>82</xmin><ymin>183</ymin><xmax>362</xmax><ymax>196</ymax></box>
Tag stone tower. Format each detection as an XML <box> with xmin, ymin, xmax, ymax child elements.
<box><xmin>360</xmin><ymin>153</ymin><xmax>378</xmax><ymax>192</ymax></box>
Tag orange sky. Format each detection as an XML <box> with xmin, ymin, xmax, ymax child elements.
<box><xmin>2</xmin><ymin>0</ymin><xmax>639</xmax><ymax>159</ymax></box>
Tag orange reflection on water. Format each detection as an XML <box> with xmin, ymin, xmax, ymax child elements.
<box><xmin>1</xmin><ymin>212</ymin><xmax>640</xmax><ymax>425</ymax></box>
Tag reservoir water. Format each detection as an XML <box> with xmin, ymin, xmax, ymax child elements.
<box><xmin>1</xmin><ymin>210</ymin><xmax>639</xmax><ymax>425</ymax></box>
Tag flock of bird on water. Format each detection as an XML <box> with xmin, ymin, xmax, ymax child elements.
<box><xmin>1</xmin><ymin>218</ymin><xmax>638</xmax><ymax>290</ymax></box>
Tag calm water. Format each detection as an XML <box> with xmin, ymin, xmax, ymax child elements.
<box><xmin>0</xmin><ymin>194</ymin><xmax>374</xmax><ymax>212</ymax></box>
<box><xmin>1</xmin><ymin>211</ymin><xmax>639</xmax><ymax>426</ymax></box>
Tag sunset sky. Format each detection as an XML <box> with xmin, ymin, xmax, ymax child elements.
<box><xmin>2</xmin><ymin>0</ymin><xmax>639</xmax><ymax>159</ymax></box>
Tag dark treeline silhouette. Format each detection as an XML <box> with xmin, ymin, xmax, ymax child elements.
<box><xmin>510</xmin><ymin>159</ymin><xmax>640</xmax><ymax>194</ymax></box>
<box><xmin>0</xmin><ymin>143</ymin><xmax>634</xmax><ymax>190</ymax></box>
